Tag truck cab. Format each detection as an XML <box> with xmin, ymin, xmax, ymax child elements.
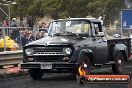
<box><xmin>21</xmin><ymin>18</ymin><xmax>131</xmax><ymax>80</ymax></box>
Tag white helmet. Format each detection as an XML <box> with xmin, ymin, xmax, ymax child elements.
<box><xmin>99</xmin><ymin>16</ymin><xmax>102</xmax><ymax>20</ymax></box>
<box><xmin>12</xmin><ymin>18</ymin><xmax>16</xmax><ymax>21</ymax></box>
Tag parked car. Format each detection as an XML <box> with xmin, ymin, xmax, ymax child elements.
<box><xmin>0</xmin><ymin>36</ymin><xmax>18</xmax><ymax>51</ymax></box>
<box><xmin>113</xmin><ymin>34</ymin><xmax>121</xmax><ymax>38</ymax></box>
<box><xmin>130</xmin><ymin>34</ymin><xmax>132</xmax><ymax>41</ymax></box>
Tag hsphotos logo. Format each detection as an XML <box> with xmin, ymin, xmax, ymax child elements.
<box><xmin>83</xmin><ymin>75</ymin><xmax>130</xmax><ymax>83</ymax></box>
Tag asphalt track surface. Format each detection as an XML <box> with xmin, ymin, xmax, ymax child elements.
<box><xmin>0</xmin><ymin>63</ymin><xmax>132</xmax><ymax>88</ymax></box>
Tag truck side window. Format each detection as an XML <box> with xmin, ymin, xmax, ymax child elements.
<box><xmin>93</xmin><ymin>22</ymin><xmax>102</xmax><ymax>34</ymax></box>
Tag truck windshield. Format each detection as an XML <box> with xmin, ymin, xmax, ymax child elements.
<box><xmin>48</xmin><ymin>20</ymin><xmax>90</xmax><ymax>36</ymax></box>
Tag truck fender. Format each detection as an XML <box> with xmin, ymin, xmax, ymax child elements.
<box><xmin>113</xmin><ymin>44</ymin><xmax>128</xmax><ymax>61</ymax></box>
<box><xmin>78</xmin><ymin>49</ymin><xmax>94</xmax><ymax>65</ymax></box>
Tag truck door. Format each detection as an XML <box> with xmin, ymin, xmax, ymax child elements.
<box><xmin>95</xmin><ymin>39</ymin><xmax>108</xmax><ymax>64</ymax></box>
<box><xmin>92</xmin><ymin>22</ymin><xmax>108</xmax><ymax>64</ymax></box>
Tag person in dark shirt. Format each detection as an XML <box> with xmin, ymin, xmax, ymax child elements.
<box><xmin>10</xmin><ymin>18</ymin><xmax>19</xmax><ymax>43</ymax></box>
<box><xmin>27</xmin><ymin>16</ymin><xmax>34</xmax><ymax>28</ymax></box>
<box><xmin>21</xmin><ymin>32</ymin><xmax>27</xmax><ymax>47</ymax></box>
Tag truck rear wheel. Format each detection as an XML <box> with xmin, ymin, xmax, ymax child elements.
<box><xmin>112</xmin><ymin>51</ymin><xmax>125</xmax><ymax>74</ymax></box>
<box><xmin>29</xmin><ymin>69</ymin><xmax>43</xmax><ymax>80</ymax></box>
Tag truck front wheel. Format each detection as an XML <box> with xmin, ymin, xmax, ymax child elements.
<box><xmin>112</xmin><ymin>51</ymin><xmax>125</xmax><ymax>74</ymax></box>
<box><xmin>76</xmin><ymin>54</ymin><xmax>91</xmax><ymax>84</ymax></box>
<box><xmin>29</xmin><ymin>69</ymin><xmax>43</xmax><ymax>80</ymax></box>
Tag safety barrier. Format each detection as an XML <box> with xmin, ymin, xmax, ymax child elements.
<box><xmin>0</xmin><ymin>50</ymin><xmax>23</xmax><ymax>69</ymax></box>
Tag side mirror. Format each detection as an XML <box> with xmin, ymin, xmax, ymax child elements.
<box><xmin>97</xmin><ymin>32</ymin><xmax>104</xmax><ymax>37</ymax></box>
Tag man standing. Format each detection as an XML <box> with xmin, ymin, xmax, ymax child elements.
<box><xmin>27</xmin><ymin>16</ymin><xmax>34</xmax><ymax>29</ymax></box>
<box><xmin>98</xmin><ymin>16</ymin><xmax>103</xmax><ymax>26</ymax></box>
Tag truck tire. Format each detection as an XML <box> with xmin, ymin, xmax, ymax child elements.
<box><xmin>112</xmin><ymin>51</ymin><xmax>125</xmax><ymax>74</ymax></box>
<box><xmin>29</xmin><ymin>69</ymin><xmax>43</xmax><ymax>80</ymax></box>
<box><xmin>76</xmin><ymin>54</ymin><xmax>91</xmax><ymax>84</ymax></box>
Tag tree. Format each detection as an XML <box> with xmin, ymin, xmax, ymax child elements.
<box><xmin>11</xmin><ymin>0</ymin><xmax>127</xmax><ymax>26</ymax></box>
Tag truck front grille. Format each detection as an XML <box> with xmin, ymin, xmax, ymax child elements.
<box><xmin>33</xmin><ymin>47</ymin><xmax>63</xmax><ymax>56</ymax></box>
<box><xmin>33</xmin><ymin>52</ymin><xmax>63</xmax><ymax>56</ymax></box>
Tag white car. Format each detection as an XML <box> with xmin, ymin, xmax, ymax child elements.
<box><xmin>113</xmin><ymin>34</ymin><xmax>121</xmax><ymax>38</ymax></box>
<box><xmin>130</xmin><ymin>34</ymin><xmax>132</xmax><ymax>41</ymax></box>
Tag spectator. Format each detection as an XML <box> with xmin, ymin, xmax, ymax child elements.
<box><xmin>98</xmin><ymin>16</ymin><xmax>103</xmax><ymax>25</ymax></box>
<box><xmin>3</xmin><ymin>20</ymin><xmax>8</xmax><ymax>27</ymax></box>
<box><xmin>39</xmin><ymin>22</ymin><xmax>46</xmax><ymax>28</ymax></box>
<box><xmin>10</xmin><ymin>18</ymin><xmax>19</xmax><ymax>42</ymax></box>
<box><xmin>10</xmin><ymin>18</ymin><xmax>17</xmax><ymax>27</ymax></box>
<box><xmin>40</xmin><ymin>31</ymin><xmax>47</xmax><ymax>38</ymax></box>
<box><xmin>35</xmin><ymin>31</ymin><xmax>40</xmax><ymax>40</ymax></box>
<box><xmin>27</xmin><ymin>16</ymin><xmax>34</xmax><ymax>28</ymax></box>
<box><xmin>3</xmin><ymin>17</ymin><xmax>9</xmax><ymax>27</ymax></box>
<box><xmin>21</xmin><ymin>31</ymin><xmax>28</xmax><ymax>47</ymax></box>
<box><xmin>28</xmin><ymin>31</ymin><xmax>35</xmax><ymax>43</ymax></box>
<box><xmin>21</xmin><ymin>24</ymin><xmax>26</xmax><ymax>31</ymax></box>
<box><xmin>39</xmin><ymin>22</ymin><xmax>48</xmax><ymax>33</ymax></box>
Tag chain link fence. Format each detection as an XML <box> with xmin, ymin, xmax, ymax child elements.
<box><xmin>0</xmin><ymin>26</ymin><xmax>48</xmax><ymax>52</ymax></box>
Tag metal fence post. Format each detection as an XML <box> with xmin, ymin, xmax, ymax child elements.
<box><xmin>19</xmin><ymin>31</ymin><xmax>22</xmax><ymax>50</ymax></box>
<box><xmin>2</xmin><ymin>26</ymin><xmax>6</xmax><ymax>51</ymax></box>
<box><xmin>120</xmin><ymin>11</ymin><xmax>123</xmax><ymax>37</ymax></box>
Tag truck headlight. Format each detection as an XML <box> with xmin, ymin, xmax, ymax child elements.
<box><xmin>63</xmin><ymin>48</ymin><xmax>72</xmax><ymax>55</ymax></box>
<box><xmin>25</xmin><ymin>48</ymin><xmax>33</xmax><ymax>56</ymax></box>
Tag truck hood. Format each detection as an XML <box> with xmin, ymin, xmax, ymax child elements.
<box><xmin>26</xmin><ymin>36</ymin><xmax>80</xmax><ymax>46</ymax></box>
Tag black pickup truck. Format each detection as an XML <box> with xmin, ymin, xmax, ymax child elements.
<box><xmin>21</xmin><ymin>18</ymin><xmax>131</xmax><ymax>80</ymax></box>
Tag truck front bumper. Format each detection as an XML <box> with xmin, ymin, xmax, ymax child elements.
<box><xmin>20</xmin><ymin>62</ymin><xmax>78</xmax><ymax>70</ymax></box>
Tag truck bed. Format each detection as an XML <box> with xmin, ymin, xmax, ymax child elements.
<box><xmin>107</xmin><ymin>38</ymin><xmax>131</xmax><ymax>60</ymax></box>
